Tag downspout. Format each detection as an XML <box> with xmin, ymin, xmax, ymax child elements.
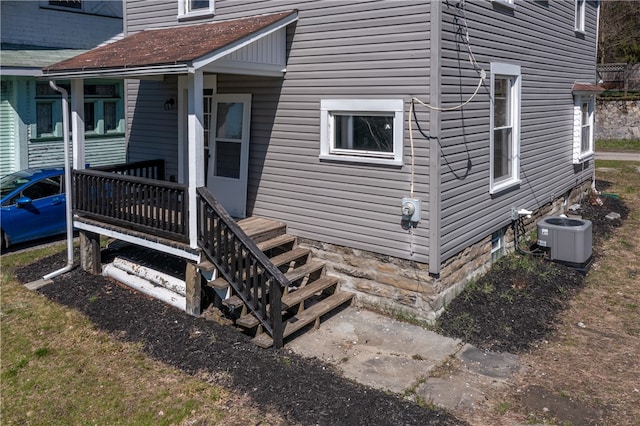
<box><xmin>43</xmin><ymin>80</ymin><xmax>74</xmax><ymax>280</ymax></box>
<box><xmin>428</xmin><ymin>0</ymin><xmax>442</xmax><ymax>276</ymax></box>
<box><xmin>592</xmin><ymin>0</ymin><xmax>601</xmax><ymax>192</ymax></box>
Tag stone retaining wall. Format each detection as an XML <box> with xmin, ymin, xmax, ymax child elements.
<box><xmin>299</xmin><ymin>181</ymin><xmax>593</xmax><ymax>324</ymax></box>
<box><xmin>595</xmin><ymin>99</ymin><xmax>640</xmax><ymax>140</ymax></box>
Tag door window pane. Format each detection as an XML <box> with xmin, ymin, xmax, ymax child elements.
<box><xmin>216</xmin><ymin>103</ymin><xmax>243</xmax><ymax>140</ymax></box>
<box><xmin>215</xmin><ymin>141</ymin><xmax>241</xmax><ymax>179</ymax></box>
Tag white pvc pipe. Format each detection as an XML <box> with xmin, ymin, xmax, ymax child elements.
<box><xmin>43</xmin><ymin>81</ymin><xmax>74</xmax><ymax>281</ymax></box>
<box><xmin>111</xmin><ymin>257</ymin><xmax>186</xmax><ymax>296</ymax></box>
<box><xmin>102</xmin><ymin>264</ymin><xmax>186</xmax><ymax>311</ymax></box>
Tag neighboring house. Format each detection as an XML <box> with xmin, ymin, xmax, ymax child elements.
<box><xmin>41</xmin><ymin>0</ymin><xmax>600</xmax><ymax>347</ymax></box>
<box><xmin>0</xmin><ymin>0</ymin><xmax>125</xmax><ymax>176</ymax></box>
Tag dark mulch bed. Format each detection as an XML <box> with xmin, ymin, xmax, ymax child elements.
<box><xmin>16</xmin><ymin>254</ymin><xmax>465</xmax><ymax>426</ymax></box>
<box><xmin>437</xmin><ymin>185</ymin><xmax>629</xmax><ymax>353</ymax></box>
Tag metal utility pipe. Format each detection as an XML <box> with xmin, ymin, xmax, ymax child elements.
<box><xmin>43</xmin><ymin>80</ymin><xmax>75</xmax><ymax>280</ymax></box>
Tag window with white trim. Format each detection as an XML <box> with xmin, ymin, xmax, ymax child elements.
<box><xmin>572</xmin><ymin>95</ymin><xmax>594</xmax><ymax>163</ymax></box>
<box><xmin>34</xmin><ymin>81</ymin><xmax>124</xmax><ymax>139</ymax></box>
<box><xmin>575</xmin><ymin>0</ymin><xmax>585</xmax><ymax>32</ymax></box>
<box><xmin>490</xmin><ymin>63</ymin><xmax>521</xmax><ymax>194</ymax></box>
<box><xmin>320</xmin><ymin>99</ymin><xmax>404</xmax><ymax>166</ymax></box>
<box><xmin>178</xmin><ymin>0</ymin><xmax>213</xmax><ymax>19</ymax></box>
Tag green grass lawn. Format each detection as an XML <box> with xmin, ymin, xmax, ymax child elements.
<box><xmin>596</xmin><ymin>139</ymin><xmax>640</xmax><ymax>151</ymax></box>
<box><xmin>0</xmin><ymin>245</ymin><xmax>275</xmax><ymax>425</ymax></box>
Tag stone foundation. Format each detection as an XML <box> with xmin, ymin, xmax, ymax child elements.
<box><xmin>299</xmin><ymin>180</ymin><xmax>593</xmax><ymax>324</ymax></box>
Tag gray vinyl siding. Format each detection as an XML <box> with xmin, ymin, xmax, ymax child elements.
<box><xmin>124</xmin><ymin>0</ymin><xmax>432</xmax><ymax>262</ymax></box>
<box><xmin>27</xmin><ymin>136</ymin><xmax>126</xmax><ymax>169</ymax></box>
<box><xmin>221</xmin><ymin>1</ymin><xmax>432</xmax><ymax>262</ymax></box>
<box><xmin>438</xmin><ymin>0</ymin><xmax>598</xmax><ymax>261</ymax></box>
<box><xmin>126</xmin><ymin>78</ymin><xmax>180</xmax><ymax>181</ymax></box>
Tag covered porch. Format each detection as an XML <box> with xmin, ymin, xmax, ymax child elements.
<box><xmin>40</xmin><ymin>10</ymin><xmax>353</xmax><ymax>349</ymax></box>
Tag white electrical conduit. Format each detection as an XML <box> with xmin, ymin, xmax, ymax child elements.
<box><xmin>43</xmin><ymin>81</ymin><xmax>75</xmax><ymax>281</ymax></box>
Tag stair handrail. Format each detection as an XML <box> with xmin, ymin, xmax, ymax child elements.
<box><xmin>196</xmin><ymin>187</ymin><xmax>287</xmax><ymax>348</ymax></box>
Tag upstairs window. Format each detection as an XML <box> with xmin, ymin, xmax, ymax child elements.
<box><xmin>575</xmin><ymin>0</ymin><xmax>586</xmax><ymax>32</ymax></box>
<box><xmin>320</xmin><ymin>99</ymin><xmax>404</xmax><ymax>166</ymax></box>
<box><xmin>178</xmin><ymin>0</ymin><xmax>213</xmax><ymax>19</ymax></box>
<box><xmin>573</xmin><ymin>95</ymin><xmax>594</xmax><ymax>163</ymax></box>
<box><xmin>490</xmin><ymin>63</ymin><xmax>521</xmax><ymax>194</ymax></box>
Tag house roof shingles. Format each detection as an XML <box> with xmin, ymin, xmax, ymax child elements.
<box><xmin>42</xmin><ymin>10</ymin><xmax>296</xmax><ymax>74</ymax></box>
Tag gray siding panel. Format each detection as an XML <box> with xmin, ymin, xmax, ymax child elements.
<box><xmin>438</xmin><ymin>0</ymin><xmax>598</xmax><ymax>261</ymax></box>
<box><xmin>126</xmin><ymin>0</ymin><xmax>432</xmax><ymax>262</ymax></box>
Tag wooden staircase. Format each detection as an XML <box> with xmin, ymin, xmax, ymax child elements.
<box><xmin>206</xmin><ymin>216</ymin><xmax>354</xmax><ymax>348</ymax></box>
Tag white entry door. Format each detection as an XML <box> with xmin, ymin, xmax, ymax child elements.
<box><xmin>206</xmin><ymin>94</ymin><xmax>251</xmax><ymax>218</ymax></box>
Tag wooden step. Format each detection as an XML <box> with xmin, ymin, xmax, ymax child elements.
<box><xmin>236</xmin><ymin>312</ymin><xmax>260</xmax><ymax>328</ymax></box>
<box><xmin>209</xmin><ymin>276</ymin><xmax>229</xmax><ymax>290</ymax></box>
<box><xmin>251</xmin><ymin>291</ymin><xmax>354</xmax><ymax>348</ymax></box>
<box><xmin>222</xmin><ymin>295</ymin><xmax>245</xmax><ymax>310</ymax></box>
<box><xmin>269</xmin><ymin>247</ymin><xmax>310</xmax><ymax>269</ymax></box>
<box><xmin>285</xmin><ymin>261</ymin><xmax>325</xmax><ymax>284</ymax></box>
<box><xmin>236</xmin><ymin>275</ymin><xmax>339</xmax><ymax>329</ymax></box>
<box><xmin>282</xmin><ymin>275</ymin><xmax>339</xmax><ymax>309</ymax></box>
<box><xmin>256</xmin><ymin>234</ymin><xmax>297</xmax><ymax>252</ymax></box>
<box><xmin>237</xmin><ymin>217</ymin><xmax>286</xmax><ymax>244</ymax></box>
<box><xmin>197</xmin><ymin>260</ymin><xmax>215</xmax><ymax>272</ymax></box>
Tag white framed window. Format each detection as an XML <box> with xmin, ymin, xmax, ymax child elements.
<box><xmin>178</xmin><ymin>0</ymin><xmax>214</xmax><ymax>20</ymax></box>
<box><xmin>490</xmin><ymin>63</ymin><xmax>521</xmax><ymax>194</ymax></box>
<box><xmin>33</xmin><ymin>81</ymin><xmax>124</xmax><ymax>139</ymax></box>
<box><xmin>320</xmin><ymin>99</ymin><xmax>404</xmax><ymax>166</ymax></box>
<box><xmin>572</xmin><ymin>95</ymin><xmax>594</xmax><ymax>163</ymax></box>
<box><xmin>575</xmin><ymin>0</ymin><xmax>585</xmax><ymax>32</ymax></box>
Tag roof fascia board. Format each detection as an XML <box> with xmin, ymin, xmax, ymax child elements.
<box><xmin>41</xmin><ymin>64</ymin><xmax>187</xmax><ymax>80</ymax></box>
<box><xmin>1</xmin><ymin>67</ymin><xmax>42</xmax><ymax>77</ymax></box>
<box><xmin>191</xmin><ymin>11</ymin><xmax>298</xmax><ymax>70</ymax></box>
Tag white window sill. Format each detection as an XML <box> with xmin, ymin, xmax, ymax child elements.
<box><xmin>574</xmin><ymin>151</ymin><xmax>594</xmax><ymax>164</ymax></box>
<box><xmin>490</xmin><ymin>178</ymin><xmax>520</xmax><ymax>195</ymax></box>
<box><xmin>178</xmin><ymin>10</ymin><xmax>214</xmax><ymax>22</ymax></box>
<box><xmin>319</xmin><ymin>154</ymin><xmax>403</xmax><ymax>167</ymax></box>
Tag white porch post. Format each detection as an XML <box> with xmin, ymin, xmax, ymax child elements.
<box><xmin>187</xmin><ymin>70</ymin><xmax>205</xmax><ymax>248</ymax></box>
<box><xmin>70</xmin><ymin>79</ymin><xmax>85</xmax><ymax>169</ymax></box>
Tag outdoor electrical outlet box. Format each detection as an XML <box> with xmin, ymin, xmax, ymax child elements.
<box><xmin>401</xmin><ymin>197</ymin><xmax>421</xmax><ymax>222</ymax></box>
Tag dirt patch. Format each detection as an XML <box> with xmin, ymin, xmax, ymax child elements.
<box><xmin>518</xmin><ymin>385</ymin><xmax>606</xmax><ymax>425</ymax></box>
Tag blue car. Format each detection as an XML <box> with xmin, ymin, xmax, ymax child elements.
<box><xmin>1</xmin><ymin>168</ymin><xmax>66</xmax><ymax>250</ymax></box>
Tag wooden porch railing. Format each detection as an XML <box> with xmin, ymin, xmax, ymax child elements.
<box><xmin>73</xmin><ymin>166</ymin><xmax>188</xmax><ymax>242</ymax></box>
<box><xmin>90</xmin><ymin>159</ymin><xmax>166</xmax><ymax>180</ymax></box>
<box><xmin>196</xmin><ymin>187</ymin><xmax>286</xmax><ymax>348</ymax></box>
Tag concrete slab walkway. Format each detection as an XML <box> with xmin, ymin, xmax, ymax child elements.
<box><xmin>286</xmin><ymin>307</ymin><xmax>521</xmax><ymax>415</ymax></box>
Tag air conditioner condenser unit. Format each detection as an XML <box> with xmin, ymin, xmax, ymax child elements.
<box><xmin>537</xmin><ymin>217</ymin><xmax>592</xmax><ymax>266</ymax></box>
